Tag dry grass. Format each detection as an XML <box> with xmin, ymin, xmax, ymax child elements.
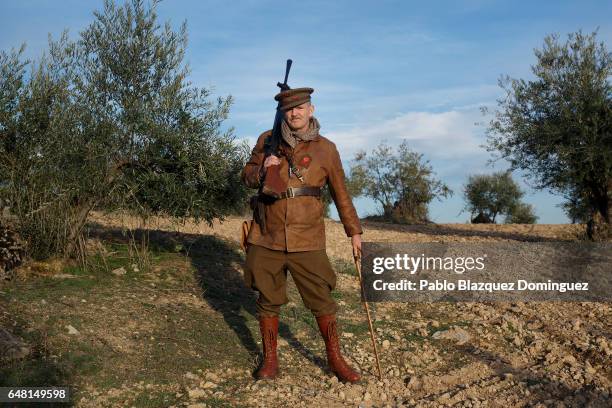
<box><xmin>89</xmin><ymin>212</ymin><xmax>588</xmax><ymax>262</ymax></box>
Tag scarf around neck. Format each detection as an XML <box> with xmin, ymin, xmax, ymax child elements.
<box><xmin>281</xmin><ymin>116</ymin><xmax>320</xmax><ymax>149</ymax></box>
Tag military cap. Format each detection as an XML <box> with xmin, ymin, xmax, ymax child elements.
<box><xmin>274</xmin><ymin>87</ymin><xmax>314</xmax><ymax>111</ymax></box>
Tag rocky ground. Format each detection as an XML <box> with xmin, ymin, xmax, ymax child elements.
<box><xmin>0</xmin><ymin>213</ymin><xmax>609</xmax><ymax>407</ymax></box>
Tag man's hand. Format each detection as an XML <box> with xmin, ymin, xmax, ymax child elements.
<box><xmin>259</xmin><ymin>155</ymin><xmax>281</xmax><ymax>181</ymax></box>
<box><xmin>264</xmin><ymin>155</ymin><xmax>281</xmax><ymax>168</ymax></box>
<box><xmin>351</xmin><ymin>233</ymin><xmax>362</xmax><ymax>259</ymax></box>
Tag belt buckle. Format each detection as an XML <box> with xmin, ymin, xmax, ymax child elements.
<box><xmin>286</xmin><ymin>187</ymin><xmax>295</xmax><ymax>198</ymax></box>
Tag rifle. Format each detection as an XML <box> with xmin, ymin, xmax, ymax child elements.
<box><xmin>254</xmin><ymin>60</ymin><xmax>292</xmax><ymax>233</ymax></box>
<box><xmin>260</xmin><ymin>59</ymin><xmax>292</xmax><ymax>199</ymax></box>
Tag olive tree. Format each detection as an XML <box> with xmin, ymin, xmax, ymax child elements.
<box><xmin>486</xmin><ymin>30</ymin><xmax>611</xmax><ymax>239</ymax></box>
<box><xmin>505</xmin><ymin>202</ymin><xmax>538</xmax><ymax>224</ymax></box>
<box><xmin>463</xmin><ymin>171</ymin><xmax>536</xmax><ymax>224</ymax></box>
<box><xmin>0</xmin><ymin>0</ymin><xmax>249</xmax><ymax>259</ymax></box>
<box><xmin>348</xmin><ymin>140</ymin><xmax>452</xmax><ymax>223</ymax></box>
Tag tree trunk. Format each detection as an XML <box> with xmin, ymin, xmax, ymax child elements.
<box><xmin>63</xmin><ymin>160</ymin><xmax>129</xmax><ymax>257</ymax></box>
<box><xmin>586</xmin><ymin>178</ymin><xmax>611</xmax><ymax>241</ymax></box>
<box><xmin>63</xmin><ymin>197</ymin><xmax>97</xmax><ymax>258</ymax></box>
<box><xmin>383</xmin><ymin>203</ymin><xmax>394</xmax><ymax>219</ymax></box>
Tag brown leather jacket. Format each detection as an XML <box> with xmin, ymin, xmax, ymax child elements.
<box><xmin>241</xmin><ymin>129</ymin><xmax>362</xmax><ymax>252</ymax></box>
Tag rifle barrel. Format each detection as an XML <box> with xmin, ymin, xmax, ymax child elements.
<box><xmin>283</xmin><ymin>59</ymin><xmax>292</xmax><ymax>85</ymax></box>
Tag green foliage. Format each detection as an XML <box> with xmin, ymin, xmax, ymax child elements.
<box><xmin>320</xmin><ymin>184</ymin><xmax>332</xmax><ymax>217</ymax></box>
<box><xmin>505</xmin><ymin>202</ymin><xmax>538</xmax><ymax>224</ymax></box>
<box><xmin>0</xmin><ymin>0</ymin><xmax>249</xmax><ymax>259</ymax></box>
<box><xmin>463</xmin><ymin>171</ymin><xmax>534</xmax><ymax>223</ymax></box>
<box><xmin>559</xmin><ymin>185</ymin><xmax>591</xmax><ymax>223</ymax></box>
<box><xmin>486</xmin><ymin>30</ymin><xmax>611</xmax><ymax>238</ymax></box>
<box><xmin>348</xmin><ymin>140</ymin><xmax>452</xmax><ymax>223</ymax></box>
<box><xmin>320</xmin><ymin>171</ymin><xmax>363</xmax><ymax>217</ymax></box>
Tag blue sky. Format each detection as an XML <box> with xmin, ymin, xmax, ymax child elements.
<box><xmin>2</xmin><ymin>0</ymin><xmax>611</xmax><ymax>223</ymax></box>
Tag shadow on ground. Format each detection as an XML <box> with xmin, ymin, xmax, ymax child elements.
<box><xmin>0</xmin><ymin>317</ymin><xmax>73</xmax><ymax>407</ymax></box>
<box><xmin>188</xmin><ymin>235</ymin><xmax>327</xmax><ymax>372</ymax></box>
<box><xmin>87</xmin><ymin>222</ymin><xmax>327</xmax><ymax>373</ymax></box>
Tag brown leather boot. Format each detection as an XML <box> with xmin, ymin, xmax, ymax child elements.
<box><xmin>254</xmin><ymin>315</ymin><xmax>279</xmax><ymax>379</ymax></box>
<box><xmin>316</xmin><ymin>314</ymin><xmax>361</xmax><ymax>383</ymax></box>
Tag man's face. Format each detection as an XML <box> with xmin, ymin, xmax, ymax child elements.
<box><xmin>284</xmin><ymin>102</ymin><xmax>314</xmax><ymax>132</ymax></box>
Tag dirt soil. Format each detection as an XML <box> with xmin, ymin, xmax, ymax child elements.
<box><xmin>0</xmin><ymin>212</ymin><xmax>609</xmax><ymax>407</ymax></box>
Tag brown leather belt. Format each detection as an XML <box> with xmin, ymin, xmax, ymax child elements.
<box><xmin>278</xmin><ymin>186</ymin><xmax>321</xmax><ymax>199</ymax></box>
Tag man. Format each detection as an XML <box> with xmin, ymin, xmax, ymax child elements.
<box><xmin>241</xmin><ymin>87</ymin><xmax>363</xmax><ymax>383</ymax></box>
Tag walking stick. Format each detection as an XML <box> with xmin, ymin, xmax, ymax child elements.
<box><xmin>353</xmin><ymin>252</ymin><xmax>383</xmax><ymax>379</ymax></box>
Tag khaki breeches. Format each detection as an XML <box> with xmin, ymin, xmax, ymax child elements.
<box><xmin>244</xmin><ymin>244</ymin><xmax>337</xmax><ymax>317</ymax></box>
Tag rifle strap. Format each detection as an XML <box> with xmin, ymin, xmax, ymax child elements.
<box><xmin>288</xmin><ymin>158</ymin><xmax>305</xmax><ymax>184</ymax></box>
<box><xmin>287</xmin><ymin>140</ymin><xmax>312</xmax><ymax>184</ymax></box>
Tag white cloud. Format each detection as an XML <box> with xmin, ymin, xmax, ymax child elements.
<box><xmin>326</xmin><ymin>107</ymin><xmax>488</xmax><ymax>161</ymax></box>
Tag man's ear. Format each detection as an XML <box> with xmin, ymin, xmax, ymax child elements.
<box><xmin>309</xmin><ymin>103</ymin><xmax>315</xmax><ymax>118</ymax></box>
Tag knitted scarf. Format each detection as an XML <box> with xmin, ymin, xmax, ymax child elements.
<box><xmin>281</xmin><ymin>116</ymin><xmax>320</xmax><ymax>149</ymax></box>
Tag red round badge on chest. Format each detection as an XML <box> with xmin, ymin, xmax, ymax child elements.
<box><xmin>300</xmin><ymin>155</ymin><xmax>312</xmax><ymax>167</ymax></box>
